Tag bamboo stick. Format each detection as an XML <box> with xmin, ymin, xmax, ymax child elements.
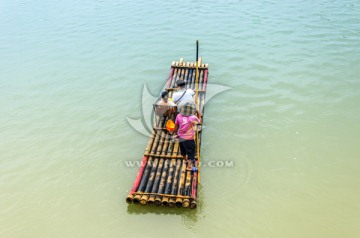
<box><xmin>160</xmin><ymin>133</ymin><xmax>170</xmax><ymax>156</ymax></box>
<box><xmin>183</xmin><ymin>63</ymin><xmax>190</xmax><ymax>84</ymax></box>
<box><xmin>150</xmin><ymin>130</ymin><xmax>161</xmax><ymax>155</ymax></box>
<box><xmin>179</xmin><ymin>67</ymin><xmax>185</xmax><ymax>81</ymax></box>
<box><xmin>168</xmin><ymin>158</ymin><xmax>182</xmax><ymax>207</ymax></box>
<box><xmin>147</xmin><ymin>158</ymin><xmax>164</xmax><ymax>205</ymax></box>
<box><xmin>155</xmin><ymin>131</ymin><xmax>166</xmax><ymax>156</ymax></box>
<box><xmin>148</xmin><ymin>129</ymin><xmax>169</xmax><ymax>205</ymax></box>
<box><xmin>197</xmin><ymin>125</ymin><xmax>202</xmax><ymax>185</ymax></box>
<box><xmin>133</xmin><ymin>157</ymin><xmax>154</xmax><ymax>205</ymax></box>
<box><xmin>144</xmin><ymin>129</ymin><xmax>156</xmax><ymax>156</ymax></box>
<box><xmin>186</xmin><ymin>68</ymin><xmax>192</xmax><ymax>90</ymax></box>
<box><xmin>175</xmin><ymin>159</ymin><xmax>187</xmax><ymax>207</ymax></box>
<box><xmin>170</xmin><ymin>67</ymin><xmax>179</xmax><ymax>92</ymax></box>
<box><xmin>132</xmin><ymin>192</ymin><xmax>191</xmax><ymax>199</ymax></box>
<box><xmin>165</xmin><ymin>67</ymin><xmax>175</xmax><ymax>88</ymax></box>
<box><xmin>169</xmin><ymin>62</ymin><xmax>177</xmax><ymax>93</ymax></box>
<box><xmin>182</xmin><ymin>170</ymin><xmax>192</xmax><ymax>208</ymax></box>
<box><xmin>159</xmin><ymin>115</ymin><xmax>167</xmax><ymax>128</ymax></box>
<box><xmin>171</xmin><ymin>64</ymin><xmax>208</xmax><ymax>70</ymax></box>
<box><xmin>190</xmin><ymin>160</ymin><xmax>198</xmax><ymax>209</ymax></box>
<box><xmin>198</xmin><ymin>70</ymin><xmax>204</xmax><ymax>97</ymax></box>
<box><xmin>154</xmin><ymin>159</ymin><xmax>170</xmax><ymax>206</ymax></box>
<box><xmin>190</xmin><ymin>64</ymin><xmax>196</xmax><ymax>90</ymax></box>
<box><xmin>126</xmin><ymin>155</ymin><xmax>148</xmax><ymax>204</ymax></box>
<box><xmin>162</xmin><ymin>158</ymin><xmax>176</xmax><ymax>206</ymax></box>
<box><xmin>203</xmin><ymin>69</ymin><xmax>209</xmax><ymax>91</ymax></box>
<box><xmin>140</xmin><ymin>158</ymin><xmax>159</xmax><ymax>205</ymax></box>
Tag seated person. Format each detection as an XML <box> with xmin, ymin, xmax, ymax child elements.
<box><xmin>172</xmin><ymin>79</ymin><xmax>195</xmax><ymax>104</ymax></box>
<box><xmin>155</xmin><ymin>91</ymin><xmax>176</xmax><ymax>116</ymax></box>
<box><xmin>157</xmin><ymin>91</ymin><xmax>176</xmax><ymax>106</ymax></box>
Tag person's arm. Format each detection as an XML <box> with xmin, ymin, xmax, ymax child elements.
<box><xmin>193</xmin><ymin>116</ymin><xmax>202</xmax><ymax>132</ymax></box>
<box><xmin>173</xmin><ymin>115</ymin><xmax>179</xmax><ymax>138</ymax></box>
<box><xmin>174</xmin><ymin>124</ymin><xmax>179</xmax><ymax>136</ymax></box>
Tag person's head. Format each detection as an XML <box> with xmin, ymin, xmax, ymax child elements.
<box><xmin>161</xmin><ymin>91</ymin><xmax>169</xmax><ymax>103</ymax></box>
<box><xmin>176</xmin><ymin>79</ymin><xmax>185</xmax><ymax>89</ymax></box>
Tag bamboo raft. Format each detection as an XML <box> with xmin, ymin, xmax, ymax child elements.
<box><xmin>126</xmin><ymin>42</ymin><xmax>209</xmax><ymax>209</ymax></box>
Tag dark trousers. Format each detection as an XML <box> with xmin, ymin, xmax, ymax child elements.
<box><xmin>179</xmin><ymin>139</ymin><xmax>196</xmax><ymax>162</ymax></box>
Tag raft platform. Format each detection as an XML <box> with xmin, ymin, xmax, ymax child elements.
<box><xmin>126</xmin><ymin>46</ymin><xmax>209</xmax><ymax>209</ymax></box>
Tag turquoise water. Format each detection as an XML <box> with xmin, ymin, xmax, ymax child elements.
<box><xmin>1</xmin><ymin>0</ymin><xmax>360</xmax><ymax>237</ymax></box>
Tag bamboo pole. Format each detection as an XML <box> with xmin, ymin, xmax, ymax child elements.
<box><xmin>203</xmin><ymin>69</ymin><xmax>209</xmax><ymax>91</ymax></box>
<box><xmin>166</xmin><ymin>137</ymin><xmax>174</xmax><ymax>157</ymax></box>
<box><xmin>162</xmin><ymin>158</ymin><xmax>176</xmax><ymax>206</ymax></box>
<box><xmin>168</xmin><ymin>158</ymin><xmax>182</xmax><ymax>207</ymax></box>
<box><xmin>165</xmin><ymin>67</ymin><xmax>175</xmax><ymax>88</ymax></box>
<box><xmin>168</xmin><ymin>68</ymin><xmax>179</xmax><ymax>98</ymax></box>
<box><xmin>132</xmin><ymin>157</ymin><xmax>154</xmax><ymax>205</ymax></box>
<box><xmin>148</xmin><ymin>129</ymin><xmax>169</xmax><ymax>205</ymax></box>
<box><xmin>169</xmin><ymin>67</ymin><xmax>179</xmax><ymax>94</ymax></box>
<box><xmin>154</xmin><ymin>159</ymin><xmax>170</xmax><ymax>206</ymax></box>
<box><xmin>190</xmin><ymin>64</ymin><xmax>196</xmax><ymax>90</ymax></box>
<box><xmin>198</xmin><ymin>69</ymin><xmax>204</xmax><ymax>96</ymax></box>
<box><xmin>144</xmin><ymin>129</ymin><xmax>156</xmax><ymax>156</ymax></box>
<box><xmin>150</xmin><ymin>130</ymin><xmax>161</xmax><ymax>155</ymax></box>
<box><xmin>174</xmin><ymin>62</ymin><xmax>181</xmax><ymax>85</ymax></box>
<box><xmin>159</xmin><ymin>115</ymin><xmax>167</xmax><ymax>128</ymax></box>
<box><xmin>126</xmin><ymin>155</ymin><xmax>148</xmax><ymax>204</ymax></box>
<box><xmin>155</xmin><ymin>131</ymin><xmax>166</xmax><ymax>156</ymax></box>
<box><xmin>147</xmin><ymin>158</ymin><xmax>164</xmax><ymax>205</ymax></box>
<box><xmin>179</xmin><ymin>67</ymin><xmax>185</xmax><ymax>81</ymax></box>
<box><xmin>194</xmin><ymin>40</ymin><xmax>202</xmax><ymax>186</ymax></box>
<box><xmin>186</xmin><ymin>68</ymin><xmax>193</xmax><ymax>90</ymax></box>
<box><xmin>161</xmin><ymin>141</ymin><xmax>179</xmax><ymax>206</ymax></box>
<box><xmin>182</xmin><ymin>170</ymin><xmax>192</xmax><ymax>208</ymax></box>
<box><xmin>175</xmin><ymin>159</ymin><xmax>187</xmax><ymax>207</ymax></box>
<box><xmin>183</xmin><ymin>63</ymin><xmax>190</xmax><ymax>85</ymax></box>
<box><xmin>190</xmin><ymin>160</ymin><xmax>198</xmax><ymax>209</ymax></box>
<box><xmin>140</xmin><ymin>158</ymin><xmax>159</xmax><ymax>205</ymax></box>
<box><xmin>132</xmin><ymin>192</ymin><xmax>191</xmax><ymax>199</ymax></box>
<box><xmin>172</xmin><ymin>141</ymin><xmax>179</xmax><ymax>157</ymax></box>
<box><xmin>161</xmin><ymin>133</ymin><xmax>170</xmax><ymax>156</ymax></box>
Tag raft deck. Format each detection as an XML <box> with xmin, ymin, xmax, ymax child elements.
<box><xmin>126</xmin><ymin>59</ymin><xmax>209</xmax><ymax>209</ymax></box>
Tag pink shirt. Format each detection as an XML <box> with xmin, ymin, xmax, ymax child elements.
<box><xmin>175</xmin><ymin>114</ymin><xmax>200</xmax><ymax>140</ymax></box>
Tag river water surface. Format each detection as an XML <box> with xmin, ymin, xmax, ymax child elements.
<box><xmin>1</xmin><ymin>0</ymin><xmax>359</xmax><ymax>237</ymax></box>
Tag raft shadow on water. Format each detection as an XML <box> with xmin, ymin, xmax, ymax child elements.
<box><xmin>126</xmin><ymin>202</ymin><xmax>201</xmax><ymax>226</ymax></box>
<box><xmin>126</xmin><ymin>186</ymin><xmax>205</xmax><ymax>227</ymax></box>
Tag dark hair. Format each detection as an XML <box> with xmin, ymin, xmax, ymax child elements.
<box><xmin>161</xmin><ymin>91</ymin><xmax>168</xmax><ymax>98</ymax></box>
<box><xmin>176</xmin><ymin>79</ymin><xmax>185</xmax><ymax>87</ymax></box>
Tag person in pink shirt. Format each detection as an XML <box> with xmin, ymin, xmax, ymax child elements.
<box><xmin>174</xmin><ymin>101</ymin><xmax>201</xmax><ymax>171</ymax></box>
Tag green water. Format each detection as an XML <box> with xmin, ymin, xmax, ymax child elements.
<box><xmin>1</xmin><ymin>0</ymin><xmax>359</xmax><ymax>237</ymax></box>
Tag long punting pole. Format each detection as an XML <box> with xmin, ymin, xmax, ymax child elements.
<box><xmin>195</xmin><ymin>41</ymin><xmax>202</xmax><ymax>185</ymax></box>
<box><xmin>195</xmin><ymin>40</ymin><xmax>199</xmax><ymax>105</ymax></box>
